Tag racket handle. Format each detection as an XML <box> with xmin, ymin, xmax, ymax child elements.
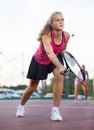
<box><xmin>60</xmin><ymin>69</ymin><xmax>68</xmax><ymax>75</ymax></box>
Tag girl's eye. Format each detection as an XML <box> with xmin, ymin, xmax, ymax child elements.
<box><xmin>55</xmin><ymin>19</ymin><xmax>60</xmax><ymax>22</ymax></box>
<box><xmin>62</xmin><ymin>18</ymin><xmax>64</xmax><ymax>21</ymax></box>
<box><xmin>55</xmin><ymin>18</ymin><xmax>64</xmax><ymax>22</ymax></box>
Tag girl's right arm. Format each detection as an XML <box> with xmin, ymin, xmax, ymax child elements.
<box><xmin>42</xmin><ymin>34</ymin><xmax>66</xmax><ymax>73</ymax></box>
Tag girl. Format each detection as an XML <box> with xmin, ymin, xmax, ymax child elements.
<box><xmin>16</xmin><ymin>11</ymin><xmax>70</xmax><ymax>121</ymax></box>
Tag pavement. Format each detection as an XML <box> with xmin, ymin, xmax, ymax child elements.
<box><xmin>0</xmin><ymin>99</ymin><xmax>94</xmax><ymax>130</ymax></box>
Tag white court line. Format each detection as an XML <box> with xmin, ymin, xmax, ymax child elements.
<box><xmin>29</xmin><ymin>105</ymin><xmax>94</xmax><ymax>110</ymax></box>
<box><xmin>0</xmin><ymin>105</ymin><xmax>93</xmax><ymax>110</ymax></box>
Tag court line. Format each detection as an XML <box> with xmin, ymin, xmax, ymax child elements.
<box><xmin>0</xmin><ymin>104</ymin><xmax>93</xmax><ymax>109</ymax></box>
<box><xmin>28</xmin><ymin>104</ymin><xmax>94</xmax><ymax>110</ymax></box>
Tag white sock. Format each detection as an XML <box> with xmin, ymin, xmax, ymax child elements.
<box><xmin>19</xmin><ymin>104</ymin><xmax>24</xmax><ymax>108</ymax></box>
<box><xmin>52</xmin><ymin>106</ymin><xmax>59</xmax><ymax>111</ymax></box>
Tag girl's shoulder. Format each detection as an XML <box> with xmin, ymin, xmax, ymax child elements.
<box><xmin>63</xmin><ymin>31</ymin><xmax>70</xmax><ymax>42</ymax></box>
<box><xmin>41</xmin><ymin>32</ymin><xmax>51</xmax><ymax>43</ymax></box>
<box><xmin>63</xmin><ymin>31</ymin><xmax>70</xmax><ymax>38</ymax></box>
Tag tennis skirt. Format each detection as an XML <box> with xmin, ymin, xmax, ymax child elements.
<box><xmin>27</xmin><ymin>53</ymin><xmax>64</xmax><ymax>80</ymax></box>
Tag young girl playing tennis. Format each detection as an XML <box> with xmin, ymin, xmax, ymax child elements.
<box><xmin>16</xmin><ymin>11</ymin><xmax>70</xmax><ymax>121</ymax></box>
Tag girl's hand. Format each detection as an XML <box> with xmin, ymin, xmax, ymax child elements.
<box><xmin>59</xmin><ymin>66</ymin><xmax>67</xmax><ymax>75</ymax></box>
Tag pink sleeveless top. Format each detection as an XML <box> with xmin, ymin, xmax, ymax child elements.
<box><xmin>34</xmin><ymin>31</ymin><xmax>66</xmax><ymax>64</ymax></box>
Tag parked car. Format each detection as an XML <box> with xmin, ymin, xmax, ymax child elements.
<box><xmin>43</xmin><ymin>93</ymin><xmax>53</xmax><ymax>98</ymax></box>
<box><xmin>30</xmin><ymin>92</ymin><xmax>41</xmax><ymax>99</ymax></box>
<box><xmin>0</xmin><ymin>88</ymin><xmax>21</xmax><ymax>99</ymax></box>
<box><xmin>68</xmin><ymin>94</ymin><xmax>85</xmax><ymax>100</ymax></box>
<box><xmin>17</xmin><ymin>90</ymin><xmax>41</xmax><ymax>99</ymax></box>
<box><xmin>43</xmin><ymin>93</ymin><xmax>67</xmax><ymax>99</ymax></box>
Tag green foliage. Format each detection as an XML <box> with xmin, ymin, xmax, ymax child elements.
<box><xmin>1</xmin><ymin>84</ymin><xmax>27</xmax><ymax>90</ymax></box>
<box><xmin>63</xmin><ymin>73</ymin><xmax>75</xmax><ymax>97</ymax></box>
<box><xmin>87</xmin><ymin>79</ymin><xmax>93</xmax><ymax>96</ymax></box>
<box><xmin>47</xmin><ymin>77</ymin><xmax>54</xmax><ymax>93</ymax></box>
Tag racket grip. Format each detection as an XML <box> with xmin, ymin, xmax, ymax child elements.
<box><xmin>60</xmin><ymin>69</ymin><xmax>68</xmax><ymax>75</ymax></box>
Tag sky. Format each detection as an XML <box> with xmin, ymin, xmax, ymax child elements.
<box><xmin>0</xmin><ymin>0</ymin><xmax>94</xmax><ymax>86</ymax></box>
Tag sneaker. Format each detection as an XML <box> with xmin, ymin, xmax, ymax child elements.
<box><xmin>16</xmin><ymin>105</ymin><xmax>25</xmax><ymax>117</ymax></box>
<box><xmin>50</xmin><ymin>109</ymin><xmax>63</xmax><ymax>121</ymax></box>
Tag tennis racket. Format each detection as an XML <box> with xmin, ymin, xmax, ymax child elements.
<box><xmin>61</xmin><ymin>51</ymin><xmax>85</xmax><ymax>81</ymax></box>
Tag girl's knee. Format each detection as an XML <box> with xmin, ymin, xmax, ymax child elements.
<box><xmin>27</xmin><ymin>79</ymin><xmax>39</xmax><ymax>93</ymax></box>
<box><xmin>30</xmin><ymin>79</ymin><xmax>39</xmax><ymax>85</ymax></box>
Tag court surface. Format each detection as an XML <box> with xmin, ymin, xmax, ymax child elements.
<box><xmin>0</xmin><ymin>99</ymin><xmax>94</xmax><ymax>130</ymax></box>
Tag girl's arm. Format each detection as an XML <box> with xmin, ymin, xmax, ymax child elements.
<box><xmin>42</xmin><ymin>33</ymin><xmax>65</xmax><ymax>72</ymax></box>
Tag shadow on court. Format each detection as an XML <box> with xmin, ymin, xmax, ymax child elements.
<box><xmin>0</xmin><ymin>99</ymin><xmax>94</xmax><ymax>130</ymax></box>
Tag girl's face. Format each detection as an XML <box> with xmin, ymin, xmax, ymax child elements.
<box><xmin>51</xmin><ymin>13</ymin><xmax>64</xmax><ymax>31</ymax></box>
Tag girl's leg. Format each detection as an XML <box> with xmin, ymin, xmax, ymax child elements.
<box><xmin>16</xmin><ymin>79</ymin><xmax>39</xmax><ymax>117</ymax></box>
<box><xmin>53</xmin><ymin>68</ymin><xmax>64</xmax><ymax>107</ymax></box>
<box><xmin>20</xmin><ymin>79</ymin><xmax>40</xmax><ymax>105</ymax></box>
<box><xmin>81</xmin><ymin>84</ymin><xmax>88</xmax><ymax>100</ymax></box>
<box><xmin>74</xmin><ymin>84</ymin><xmax>79</xmax><ymax>100</ymax></box>
<box><xmin>50</xmin><ymin>68</ymin><xmax>64</xmax><ymax>121</ymax></box>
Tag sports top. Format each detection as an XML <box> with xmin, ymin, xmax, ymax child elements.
<box><xmin>34</xmin><ymin>31</ymin><xmax>66</xmax><ymax>64</ymax></box>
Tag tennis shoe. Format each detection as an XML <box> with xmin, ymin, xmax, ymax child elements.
<box><xmin>16</xmin><ymin>105</ymin><xmax>25</xmax><ymax>117</ymax></box>
<box><xmin>50</xmin><ymin>109</ymin><xmax>63</xmax><ymax>121</ymax></box>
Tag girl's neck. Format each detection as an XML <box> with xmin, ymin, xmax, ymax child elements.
<box><xmin>53</xmin><ymin>30</ymin><xmax>62</xmax><ymax>38</ymax></box>
<box><xmin>52</xmin><ymin>30</ymin><xmax>62</xmax><ymax>45</ymax></box>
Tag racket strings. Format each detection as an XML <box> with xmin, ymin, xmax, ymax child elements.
<box><xmin>63</xmin><ymin>51</ymin><xmax>85</xmax><ymax>81</ymax></box>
